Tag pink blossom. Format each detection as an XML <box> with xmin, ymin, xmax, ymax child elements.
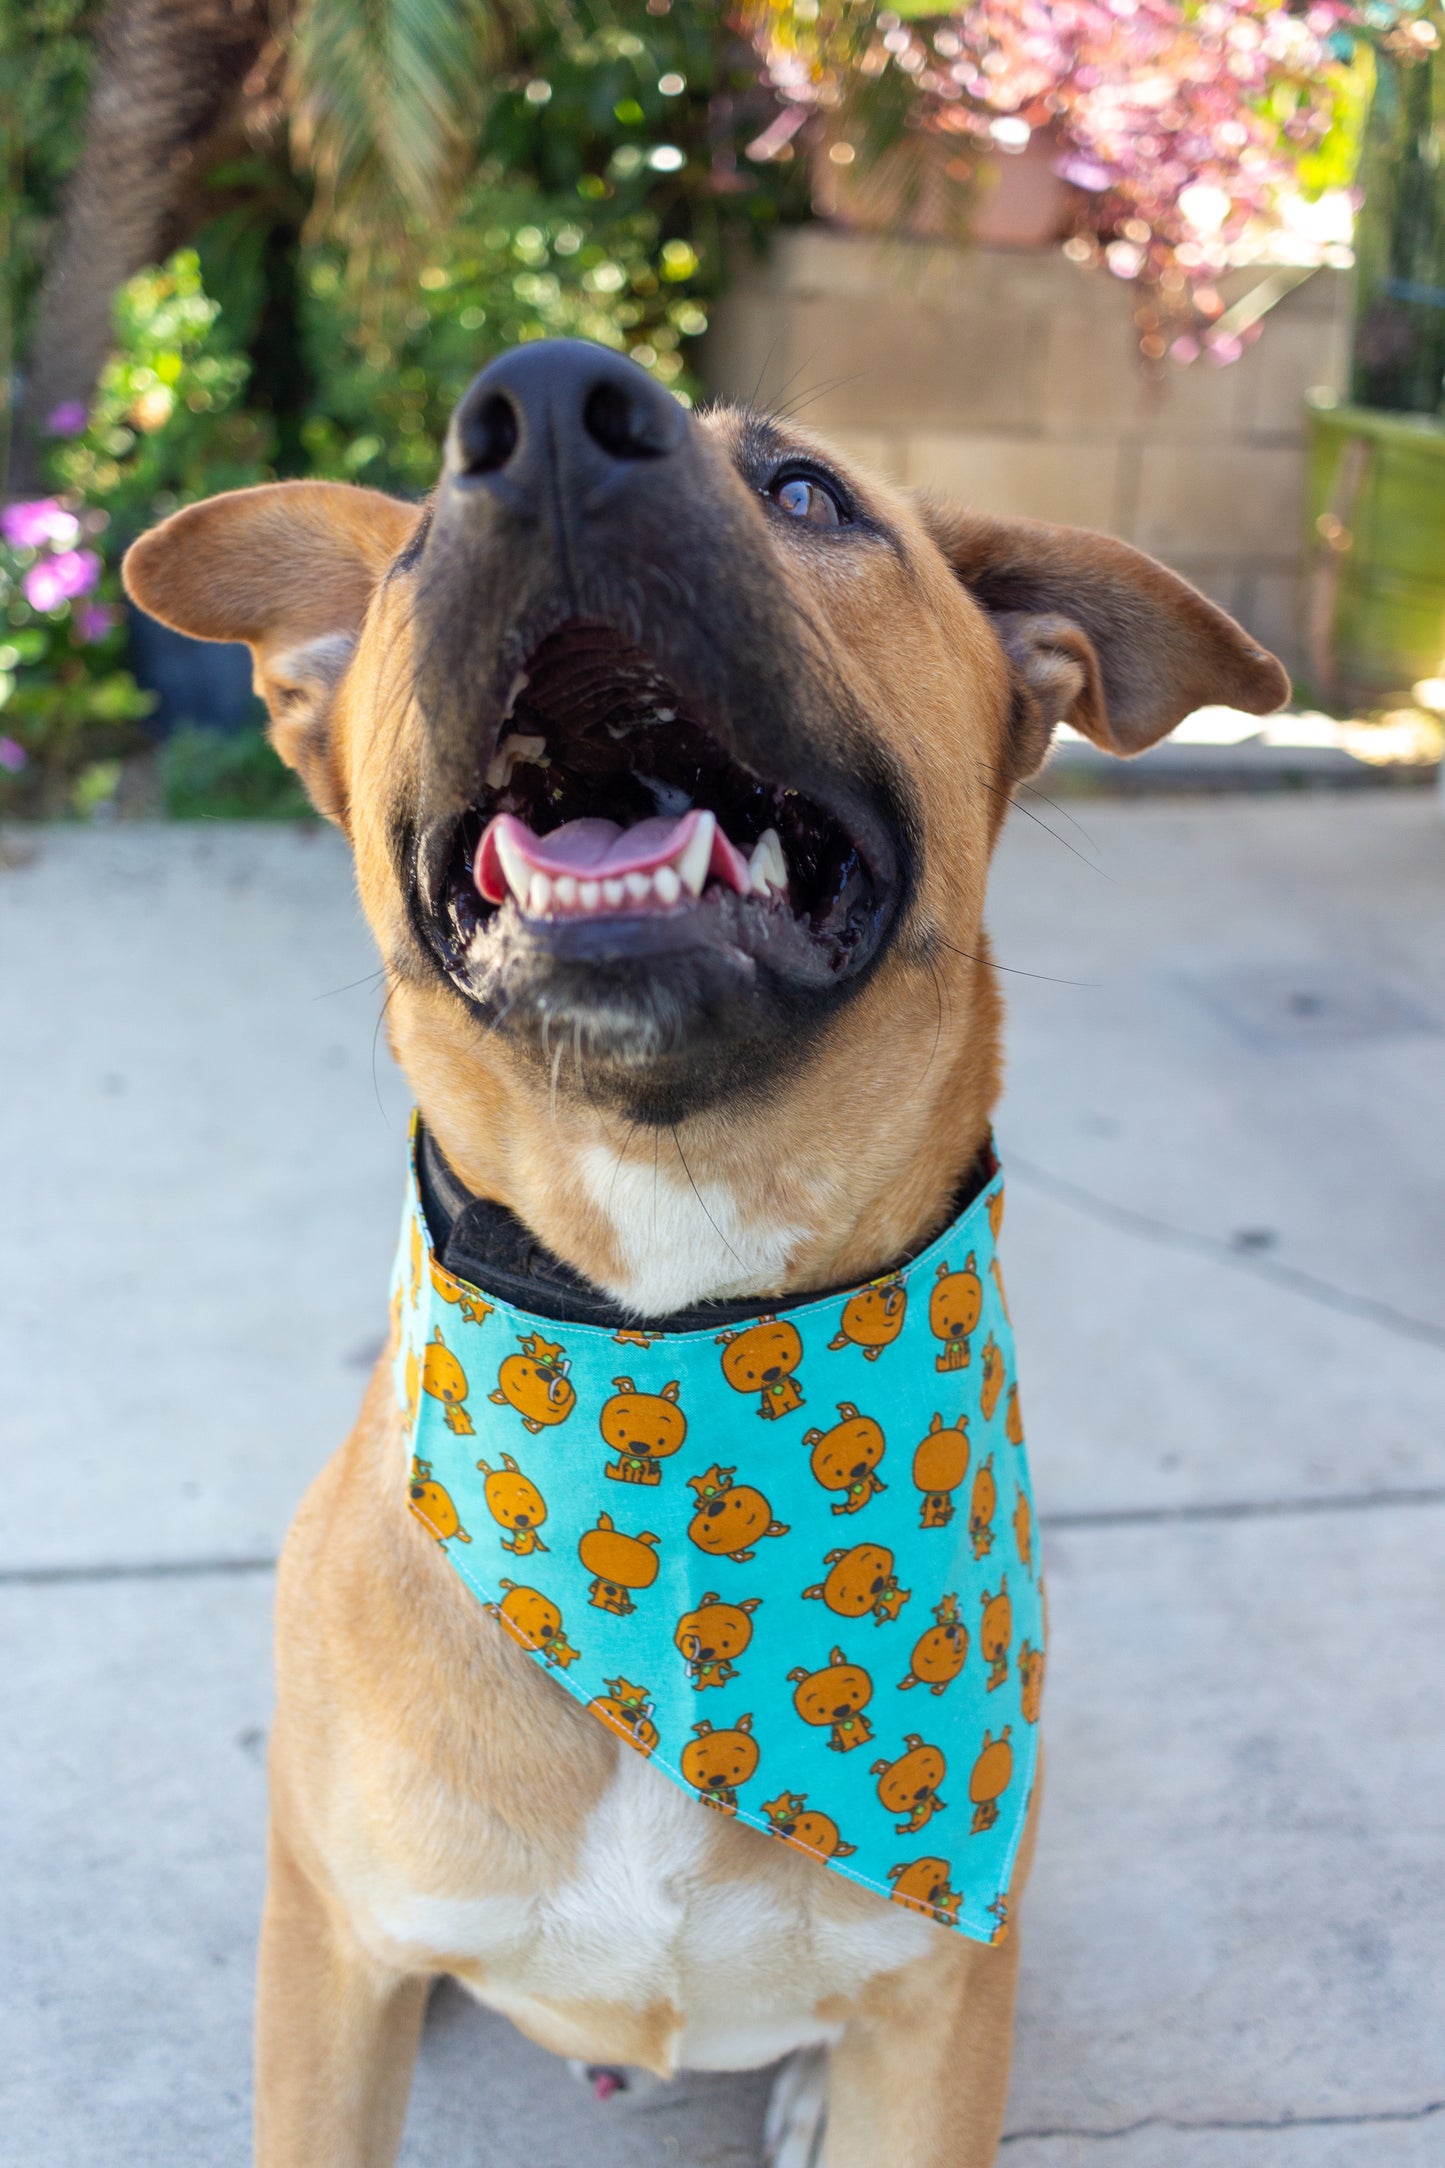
<box><xmin>75</xmin><ymin>601</ymin><xmax>118</xmax><ymax>643</ymax></box>
<box><xmin>45</xmin><ymin>401</ymin><xmax>88</xmax><ymax>437</ymax></box>
<box><xmin>0</xmin><ymin>736</ymin><xmax>26</xmax><ymax>774</ymax></box>
<box><xmin>23</xmin><ymin>549</ymin><xmax>102</xmax><ymax>612</ymax></box>
<box><xmin>2</xmin><ymin>498</ymin><xmax>80</xmax><ymax>551</ymax></box>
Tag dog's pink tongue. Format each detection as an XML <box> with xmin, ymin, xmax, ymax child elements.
<box><xmin>475</xmin><ymin>809</ymin><xmax>749</xmax><ymax>904</ymax></box>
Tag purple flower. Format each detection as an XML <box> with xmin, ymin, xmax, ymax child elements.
<box><xmin>2</xmin><ymin>497</ymin><xmax>80</xmax><ymax>551</ymax></box>
<box><xmin>75</xmin><ymin>601</ymin><xmax>117</xmax><ymax>643</ymax></box>
<box><xmin>23</xmin><ymin>549</ymin><xmax>102</xmax><ymax>612</ymax></box>
<box><xmin>45</xmin><ymin>401</ymin><xmax>88</xmax><ymax>437</ymax></box>
<box><xmin>0</xmin><ymin>736</ymin><xmax>26</xmax><ymax>774</ymax></box>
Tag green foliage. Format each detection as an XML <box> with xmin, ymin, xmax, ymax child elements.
<box><xmin>52</xmin><ymin>251</ymin><xmax>268</xmax><ymax>541</ymax></box>
<box><xmin>158</xmin><ymin>723</ymin><xmax>313</xmax><ymax>820</ymax></box>
<box><xmin>1350</xmin><ymin>24</ymin><xmax>1445</xmax><ymax>415</ymax></box>
<box><xmin>298</xmin><ymin>179</ymin><xmax>710</xmax><ymax>491</ymax></box>
<box><xmin>0</xmin><ymin>0</ymin><xmax>98</xmax><ymax>455</ymax></box>
<box><xmin>0</xmin><ymin>252</ymin><xmax>267</xmax><ymax>818</ymax></box>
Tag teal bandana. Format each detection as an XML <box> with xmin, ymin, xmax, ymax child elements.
<box><xmin>391</xmin><ymin>1120</ymin><xmax>1043</xmax><ymax>1943</ymax></box>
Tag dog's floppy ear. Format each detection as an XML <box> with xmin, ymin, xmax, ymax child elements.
<box><xmin>915</xmin><ymin>501</ymin><xmax>1289</xmax><ymax>777</ymax></box>
<box><xmin>122</xmin><ymin>481</ymin><xmax>419</xmax><ymax>824</ymax></box>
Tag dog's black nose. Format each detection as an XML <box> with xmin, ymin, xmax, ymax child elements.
<box><xmin>447</xmin><ymin>339</ymin><xmax>687</xmax><ymax>501</ymax></box>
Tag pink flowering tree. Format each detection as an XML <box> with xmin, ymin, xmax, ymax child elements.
<box><xmin>745</xmin><ymin>0</ymin><xmax>1366</xmax><ymax>358</ymax></box>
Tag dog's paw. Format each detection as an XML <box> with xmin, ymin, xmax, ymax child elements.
<box><xmin>764</xmin><ymin>2046</ymin><xmax>828</xmax><ymax>2168</ymax></box>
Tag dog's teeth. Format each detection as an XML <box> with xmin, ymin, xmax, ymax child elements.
<box><xmin>553</xmin><ymin>874</ymin><xmax>578</xmax><ymax>909</ymax></box>
<box><xmin>485</xmin><ymin>731</ymin><xmax>547</xmax><ymax>792</ymax></box>
<box><xmin>602</xmin><ymin>877</ymin><xmax>626</xmax><ymax>906</ymax></box>
<box><xmin>624</xmin><ymin>871</ymin><xmax>652</xmax><ymax>902</ymax></box>
<box><xmin>748</xmin><ymin>828</ymin><xmax>787</xmax><ymax>896</ymax></box>
<box><xmin>494</xmin><ymin>826</ymin><xmax>533</xmax><ymax>904</ymax></box>
<box><xmin>675</xmin><ymin>811</ymin><xmax>715</xmax><ymax>897</ymax></box>
<box><xmin>528</xmin><ymin>872</ymin><xmax>553</xmax><ymax>914</ymax></box>
<box><xmin>579</xmin><ymin>880</ymin><xmax>601</xmax><ymax>910</ymax></box>
<box><xmin>654</xmin><ymin>863</ymin><xmax>681</xmax><ymax>906</ymax></box>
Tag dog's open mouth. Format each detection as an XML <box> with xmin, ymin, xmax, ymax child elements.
<box><xmin>416</xmin><ymin>621</ymin><xmax>897</xmax><ymax>1011</ymax></box>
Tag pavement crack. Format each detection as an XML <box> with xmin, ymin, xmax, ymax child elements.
<box><xmin>1007</xmin><ymin>1153</ymin><xmax>1445</xmax><ymax>1353</ymax></box>
<box><xmin>1042</xmin><ymin>1485</ymin><xmax>1445</xmax><ymax>1533</ymax></box>
<box><xmin>1002</xmin><ymin>2097</ymin><xmax>1445</xmax><ymax>2145</ymax></box>
<box><xmin>0</xmin><ymin>1554</ymin><xmax>278</xmax><ymax>1588</ymax></box>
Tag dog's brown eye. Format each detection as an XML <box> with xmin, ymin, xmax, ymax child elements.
<box><xmin>769</xmin><ymin>474</ymin><xmax>845</xmax><ymax>527</ymax></box>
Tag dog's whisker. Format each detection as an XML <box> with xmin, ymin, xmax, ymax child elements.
<box><xmin>931</xmin><ymin>937</ymin><xmax>1095</xmax><ymax>989</ymax></box>
<box><xmin>974</xmin><ymin>773</ymin><xmax>1111</xmax><ymax>880</ymax></box>
<box><xmin>671</xmin><ymin>1127</ymin><xmax>746</xmax><ymax>1272</ymax></box>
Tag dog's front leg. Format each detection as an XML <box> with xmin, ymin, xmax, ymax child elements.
<box><xmin>254</xmin><ymin>1819</ymin><xmax>431</xmax><ymax>2168</ymax></box>
<box><xmin>823</xmin><ymin>1929</ymin><xmax>1021</xmax><ymax>2168</ymax></box>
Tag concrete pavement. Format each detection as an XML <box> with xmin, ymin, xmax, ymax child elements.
<box><xmin>3</xmin><ymin>799</ymin><xmax>1443</xmax><ymax>2164</ymax></box>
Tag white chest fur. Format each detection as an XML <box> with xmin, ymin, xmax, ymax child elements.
<box><xmin>367</xmin><ymin>1747</ymin><xmax>933</xmax><ymax>2073</ymax></box>
<box><xmin>575</xmin><ymin>1143</ymin><xmax>812</xmax><ymax>1315</ymax></box>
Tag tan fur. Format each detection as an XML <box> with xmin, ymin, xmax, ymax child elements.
<box><xmin>124</xmin><ymin>396</ymin><xmax>1284</xmax><ymax>2168</ymax></box>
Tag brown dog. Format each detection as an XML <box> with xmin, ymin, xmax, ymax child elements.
<box><xmin>123</xmin><ymin>338</ymin><xmax>1285</xmax><ymax>2168</ymax></box>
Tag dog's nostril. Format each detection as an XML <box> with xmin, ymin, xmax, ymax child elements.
<box><xmin>458</xmin><ymin>391</ymin><xmax>519</xmax><ymax>475</ymax></box>
<box><xmin>583</xmin><ymin>379</ymin><xmax>675</xmax><ymax>461</ymax></box>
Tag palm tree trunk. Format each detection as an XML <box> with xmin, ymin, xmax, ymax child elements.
<box><xmin>11</xmin><ymin>0</ymin><xmax>274</xmax><ymax>490</ymax></box>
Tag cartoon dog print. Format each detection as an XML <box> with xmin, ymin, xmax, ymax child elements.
<box><xmin>716</xmin><ymin>1317</ymin><xmax>805</xmax><ymax>1420</ymax></box>
<box><xmin>489</xmin><ymin>1331</ymin><xmax>576</xmax><ymax>1433</ymax></box>
<box><xmin>475</xmin><ymin>1454</ymin><xmax>549</xmax><ymax>1555</ymax></box>
<box><xmin>827</xmin><ymin>1273</ymin><xmax>907</xmax><ymax>1362</ymax></box>
<box><xmin>871</xmin><ymin>1736</ymin><xmax>948</xmax><ymax>1834</ymax></box>
<box><xmin>577</xmin><ymin>1513</ymin><xmax>661</xmax><ymax>1614</ymax></box>
<box><xmin>898</xmin><ymin>1592</ymin><xmax>969</xmax><ymax>1695</ymax></box>
<box><xmin>491</xmin><ymin>1580</ymin><xmax>578</xmax><ymax>1669</ymax></box>
<box><xmin>887</xmin><ymin>1857</ymin><xmax>963</xmax><ymax>1924</ymax></box>
<box><xmin>407</xmin><ymin>1458</ymin><xmax>470</xmax><ymax>1545</ymax></box>
<box><xmin>686</xmin><ymin>1466</ymin><xmax>789</xmax><ymax>1562</ymax></box>
<box><xmin>989</xmin><ymin>1255</ymin><xmax>1011</xmax><ymax>1325</ymax></box>
<box><xmin>802</xmin><ymin>1404</ymin><xmax>887</xmax><ymax>1515</ymax></box>
<box><xmin>969</xmin><ymin>1453</ymin><xmax>997</xmax><ymax>1561</ymax></box>
<box><xmin>402</xmin><ymin>1345</ymin><xmax>420</xmax><ymax>1423</ymax></box>
<box><xmin>588</xmin><ymin>1676</ymin><xmax>660</xmax><ymax>1758</ymax></box>
<box><xmin>979</xmin><ymin>1335</ymin><xmax>1005</xmax><ymax>1423</ymax></box>
<box><xmin>788</xmin><ymin>1647</ymin><xmax>875</xmax><ymax>1754</ymax></box>
<box><xmin>1005</xmin><ymin>1382</ymin><xmax>1025</xmax><ymax>1447</ymax></box>
<box><xmin>969</xmin><ymin>1728</ymin><xmax>1013</xmax><ymax>1833</ymax></box>
<box><xmin>428</xmin><ymin>1255</ymin><xmax>495</xmax><ymax>1328</ymax></box>
<box><xmin>803</xmin><ymin>1542</ymin><xmax>910</xmax><ymax>1625</ymax></box>
<box><xmin>988</xmin><ymin>1186</ymin><xmax>1005</xmax><ymax>1241</ymax></box>
<box><xmin>1018</xmin><ymin>1640</ymin><xmax>1045</xmax><ymax>1726</ymax></box>
<box><xmin>680</xmin><ymin>1715</ymin><xmax>758</xmax><ymax>1814</ymax></box>
<box><xmin>674</xmin><ymin>1592</ymin><xmax>761</xmax><ymax>1689</ymax></box>
<box><xmin>1013</xmin><ymin>1488</ymin><xmax>1033</xmax><ymax>1576</ymax></box>
<box><xmin>980</xmin><ymin>1575</ymin><xmax>1012</xmax><ymax>1693</ymax></box>
<box><xmin>929</xmin><ymin>1255</ymin><xmax>982</xmax><ymax>1372</ymax></box>
<box><xmin>612</xmin><ymin>1326</ymin><xmax>661</xmax><ymax>1348</ymax></box>
<box><xmin>422</xmin><ymin>1328</ymin><xmax>474</xmax><ymax>1434</ymax></box>
<box><xmin>761</xmin><ymin>1791</ymin><xmax>857</xmax><ymax>1861</ymax></box>
<box><xmin>599</xmin><ymin>1376</ymin><xmax>686</xmax><ymax>1485</ymax></box>
<box><xmin>912</xmin><ymin>1411</ymin><xmax>971</xmax><ymax>1529</ymax></box>
<box><xmin>408</xmin><ymin>1214</ymin><xmax>424</xmax><ymax>1302</ymax></box>
<box><xmin>987</xmin><ymin>1894</ymin><xmax>1010</xmax><ymax>1944</ymax></box>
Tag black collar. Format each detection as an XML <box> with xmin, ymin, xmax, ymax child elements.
<box><xmin>417</xmin><ymin>1121</ymin><xmax>997</xmax><ymax>1335</ymax></box>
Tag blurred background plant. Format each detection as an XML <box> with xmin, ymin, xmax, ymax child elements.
<box><xmin>3</xmin><ymin>0</ymin><xmax>1438</xmax><ymax>817</ymax></box>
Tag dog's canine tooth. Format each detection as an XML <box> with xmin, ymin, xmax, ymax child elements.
<box><xmin>624</xmin><ymin>871</ymin><xmax>652</xmax><ymax>902</ymax></box>
<box><xmin>553</xmin><ymin>874</ymin><xmax>579</xmax><ymax>909</ymax></box>
<box><xmin>528</xmin><ymin>871</ymin><xmax>553</xmax><ymax>914</ymax></box>
<box><xmin>675</xmin><ymin>812</ymin><xmax>715</xmax><ymax>898</ymax></box>
<box><xmin>748</xmin><ymin>828</ymin><xmax>787</xmax><ymax>896</ymax></box>
<box><xmin>579</xmin><ymin>880</ymin><xmax>601</xmax><ymax>910</ymax></box>
<box><xmin>654</xmin><ymin>864</ymin><xmax>682</xmax><ymax>906</ymax></box>
<box><xmin>485</xmin><ymin>731</ymin><xmax>547</xmax><ymax>791</ymax></box>
<box><xmin>495</xmin><ymin>825</ymin><xmax>533</xmax><ymax>903</ymax></box>
<box><xmin>602</xmin><ymin>877</ymin><xmax>626</xmax><ymax>907</ymax></box>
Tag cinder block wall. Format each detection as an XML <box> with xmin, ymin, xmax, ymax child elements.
<box><xmin>703</xmin><ymin>232</ymin><xmax>1348</xmax><ymax>673</ymax></box>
